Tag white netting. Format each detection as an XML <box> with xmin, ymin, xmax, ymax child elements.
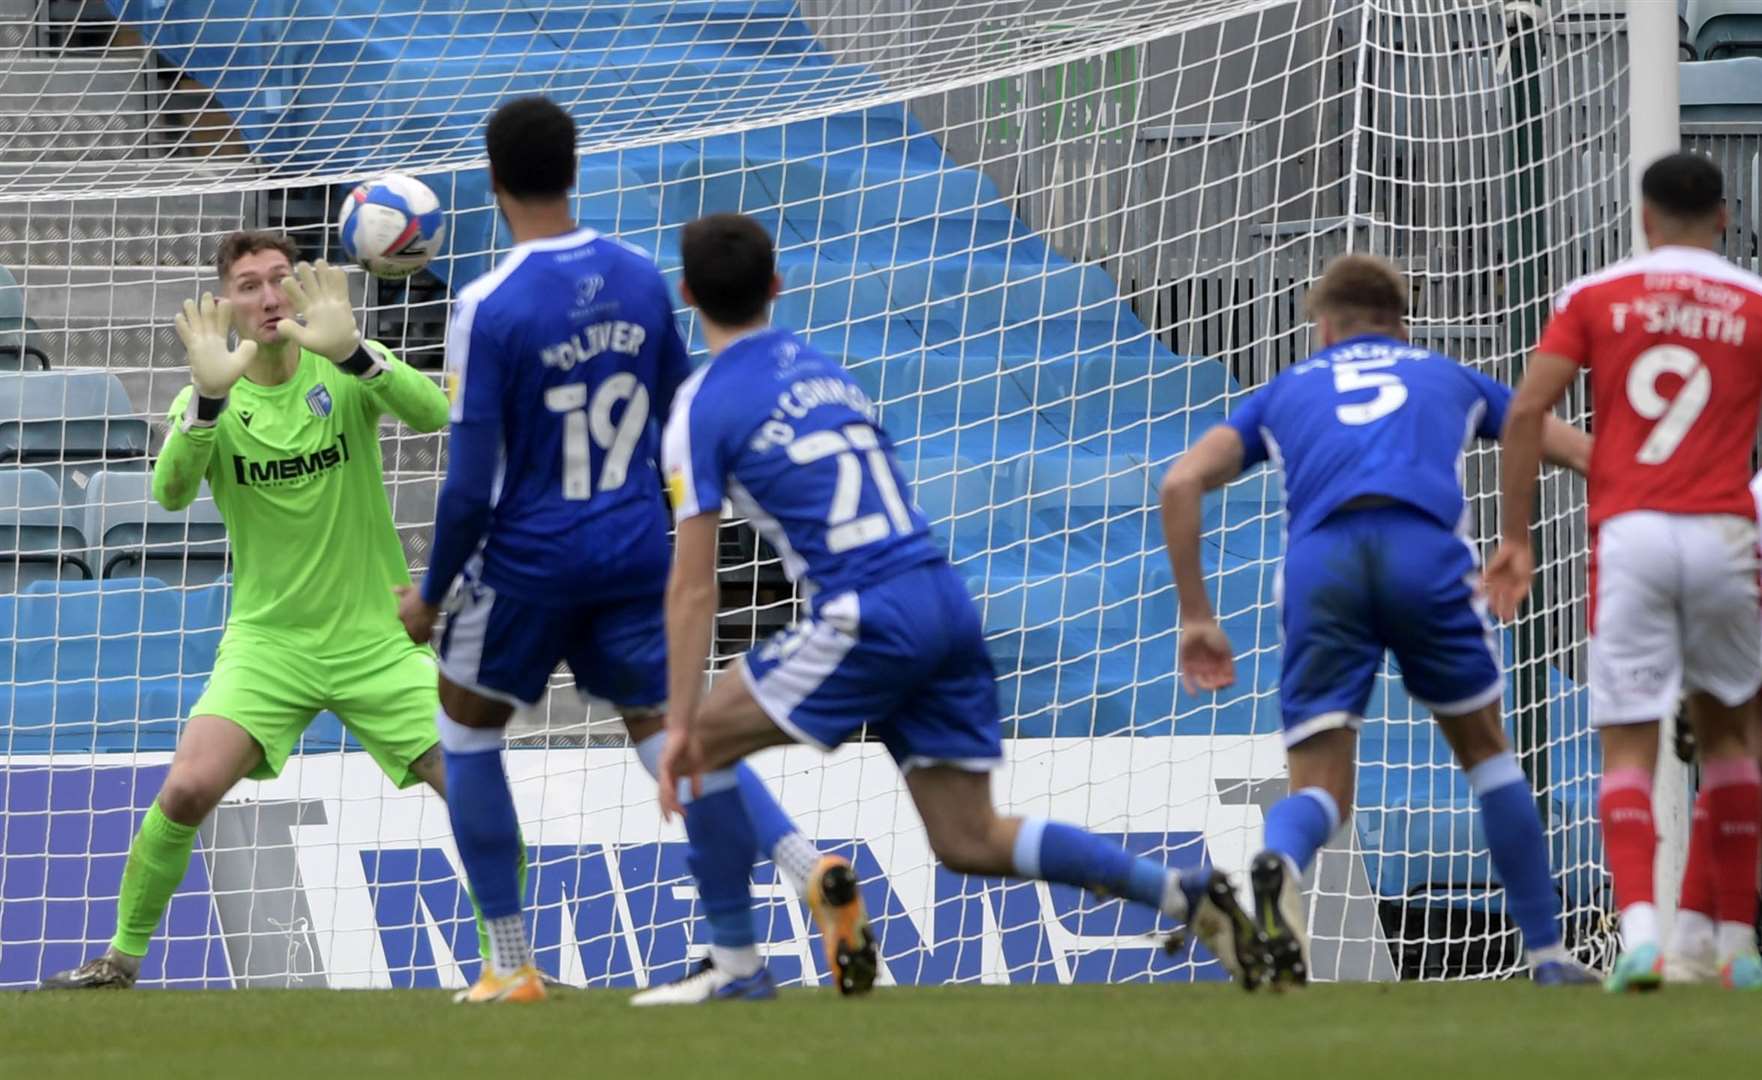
<box><xmin>0</xmin><ymin>0</ymin><xmax>1643</xmax><ymax>989</ymax></box>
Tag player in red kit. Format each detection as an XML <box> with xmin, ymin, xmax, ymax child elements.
<box><xmin>1490</xmin><ymin>152</ymin><xmax>1762</xmax><ymax>992</ymax></box>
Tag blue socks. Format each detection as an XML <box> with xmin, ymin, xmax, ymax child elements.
<box><xmin>1468</xmin><ymin>752</ymin><xmax>1562</xmax><ymax>952</ymax></box>
<box><xmin>682</xmin><ymin>782</ymin><xmax>761</xmax><ymax>972</ymax></box>
<box><xmin>1013</xmin><ymin>817</ymin><xmax>1187</xmax><ymax>915</ymax></box>
<box><xmin>436</xmin><ymin>711</ymin><xmax>522</xmax><ymax>920</ymax></box>
<box><xmin>1263</xmin><ymin>787</ymin><xmax>1339</xmax><ymax>874</ymax></box>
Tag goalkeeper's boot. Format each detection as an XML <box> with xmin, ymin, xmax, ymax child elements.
<box><xmin>38</xmin><ymin>951</ymin><xmax>138</xmax><ymax>990</ymax></box>
<box><xmin>1170</xmin><ymin>869</ymin><xmax>1269</xmax><ymax>991</ymax></box>
<box><xmin>806</xmin><ymin>855</ymin><xmax>877</xmax><ymax>996</ymax></box>
<box><xmin>1603</xmin><ymin>942</ymin><xmax>1664</xmax><ymax>993</ymax></box>
<box><xmin>1249</xmin><ymin>850</ymin><xmax>1310</xmax><ymax>991</ymax></box>
<box><xmin>1719</xmin><ymin>949</ymin><xmax>1762</xmax><ymax>990</ymax></box>
<box><xmin>454</xmin><ymin>964</ymin><xmax>547</xmax><ymax>1004</ymax></box>
<box><xmin>629</xmin><ymin>958</ymin><xmax>778</xmax><ymax>1006</ymax></box>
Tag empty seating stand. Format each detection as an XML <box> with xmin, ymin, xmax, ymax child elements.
<box><xmin>0</xmin><ymin>371</ymin><xmax>150</xmax><ymax>498</ymax></box>
<box><xmin>80</xmin><ymin>469</ymin><xmax>227</xmax><ymax>584</ymax></box>
<box><xmin>0</xmin><ymin>467</ymin><xmax>90</xmax><ymax>588</ymax></box>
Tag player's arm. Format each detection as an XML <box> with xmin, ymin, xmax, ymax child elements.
<box><xmin>1159</xmin><ymin>418</ymin><xmax>1256</xmax><ymax>693</ymax></box>
<box><xmin>655</xmin><ymin>389</ymin><xmax>729</xmax><ymax>819</ymax></box>
<box><xmin>1487</xmin><ymin>351</ymin><xmax>1580</xmax><ymax>620</ymax></box>
<box><xmin>154</xmin><ymin>294</ymin><xmax>255</xmax><ymax>511</ymax></box>
<box><xmin>275</xmin><ymin>260</ymin><xmax>449</xmax><ymax>433</ymax></box>
<box><xmin>398</xmin><ymin>297</ymin><xmax>506</xmax><ymax>642</ymax></box>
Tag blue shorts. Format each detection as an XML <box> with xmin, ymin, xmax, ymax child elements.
<box><xmin>437</xmin><ymin>574</ymin><xmax>666</xmax><ymax>710</ymax></box>
<box><xmin>1279</xmin><ymin>504</ymin><xmax>1502</xmax><ymax>746</ymax></box>
<box><xmin>742</xmin><ymin>561</ymin><xmax>1004</xmax><ymax>771</ymax></box>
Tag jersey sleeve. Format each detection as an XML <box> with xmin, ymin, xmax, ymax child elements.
<box><xmin>649</xmin><ymin>275</ymin><xmax>694</xmax><ymax>422</ymax></box>
<box><xmin>446</xmin><ymin>292</ymin><xmax>507</xmax><ymax>427</ymax></box>
<box><xmin>661</xmin><ymin>374</ymin><xmax>727</xmax><ymax>522</ymax></box>
<box><xmin>1535</xmin><ymin>286</ymin><xmax>1592</xmax><ymax>366</ymax></box>
<box><xmin>1460</xmin><ymin>367</ymin><xmax>1513</xmax><ymax>439</ymax></box>
<box><xmin>1222</xmin><ymin>384</ymin><xmax>1273</xmax><ymax>468</ymax></box>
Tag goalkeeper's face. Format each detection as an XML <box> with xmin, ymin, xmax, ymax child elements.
<box><xmin>223</xmin><ymin>250</ymin><xmax>295</xmax><ymax>345</ymax></box>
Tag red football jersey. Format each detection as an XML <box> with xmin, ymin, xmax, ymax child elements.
<box><xmin>1536</xmin><ymin>245</ymin><xmax>1762</xmax><ymax>527</ymax></box>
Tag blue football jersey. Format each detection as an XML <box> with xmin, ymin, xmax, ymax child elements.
<box><xmin>445</xmin><ymin>228</ymin><xmax>691</xmax><ymax>602</ymax></box>
<box><xmin>663</xmin><ymin>327</ymin><xmax>943</xmax><ymax>600</ymax></box>
<box><xmin>1225</xmin><ymin>334</ymin><xmax>1512</xmax><ymax>541</ymax></box>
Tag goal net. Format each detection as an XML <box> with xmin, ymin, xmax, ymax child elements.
<box><xmin>0</xmin><ymin>0</ymin><xmax>1635</xmax><ymax>989</ymax></box>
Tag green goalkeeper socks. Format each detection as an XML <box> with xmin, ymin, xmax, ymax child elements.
<box><xmin>472</xmin><ymin>832</ymin><xmax>528</xmax><ymax>968</ymax></box>
<box><xmin>109</xmin><ymin>802</ymin><xmax>199</xmax><ymax>958</ymax></box>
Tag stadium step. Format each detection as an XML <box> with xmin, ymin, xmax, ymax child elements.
<box><xmin>0</xmin><ymin>55</ymin><xmax>153</xmax><ymax>115</ymax></box>
<box><xmin>0</xmin><ymin>206</ymin><xmax>253</xmax><ymax>269</ymax></box>
<box><xmin>0</xmin><ymin>111</ymin><xmax>156</xmax><ymax>165</ymax></box>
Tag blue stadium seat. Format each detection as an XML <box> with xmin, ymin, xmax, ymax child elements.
<box><xmin>0</xmin><ymin>578</ymin><xmax>187</xmax><ymax>753</ymax></box>
<box><xmin>180</xmin><ymin>580</ymin><xmax>230</xmax><ymax>677</ymax></box>
<box><xmin>0</xmin><ymin>370</ymin><xmax>149</xmax><ymax>467</ymax></box>
<box><xmin>79</xmin><ymin>470</ymin><xmax>227</xmax><ymax>584</ymax></box>
<box><xmin>0</xmin><ymin>468</ymin><xmax>90</xmax><ymax>589</ymax></box>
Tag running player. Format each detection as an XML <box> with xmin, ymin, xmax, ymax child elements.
<box><xmin>395</xmin><ymin>97</ymin><xmax>832</xmax><ymax>1005</ymax></box>
<box><xmin>1491</xmin><ymin>151</ymin><xmax>1762</xmax><ymax>992</ymax></box>
<box><xmin>638</xmin><ymin>212</ymin><xmax>1255</xmax><ymax>1005</ymax></box>
<box><xmin>1161</xmin><ymin>253</ymin><xmax>1595</xmax><ymax>989</ymax></box>
<box><xmin>42</xmin><ymin>233</ymin><xmax>465</xmax><ymax>989</ymax></box>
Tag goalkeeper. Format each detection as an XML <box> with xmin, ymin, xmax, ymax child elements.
<box><xmin>42</xmin><ymin>232</ymin><xmax>499</xmax><ymax>989</ymax></box>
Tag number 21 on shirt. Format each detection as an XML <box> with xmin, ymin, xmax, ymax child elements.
<box><xmin>545</xmin><ymin>374</ymin><xmax>650</xmax><ymax>500</ymax></box>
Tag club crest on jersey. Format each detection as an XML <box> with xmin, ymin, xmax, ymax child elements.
<box><xmin>306</xmin><ymin>384</ymin><xmax>333</xmax><ymax>418</ymax></box>
<box><xmin>568</xmin><ymin>273</ymin><xmax>609</xmax><ymax>320</ymax></box>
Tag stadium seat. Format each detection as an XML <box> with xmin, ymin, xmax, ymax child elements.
<box><xmin>0</xmin><ymin>265</ymin><xmax>49</xmax><ymax>371</ymax></box>
<box><xmin>1679</xmin><ymin>55</ymin><xmax>1762</xmax><ymax>123</ymax></box>
<box><xmin>1688</xmin><ymin>0</ymin><xmax>1762</xmax><ymax>59</ymax></box>
<box><xmin>79</xmin><ymin>470</ymin><xmax>227</xmax><ymax>584</ymax></box>
<box><xmin>0</xmin><ymin>468</ymin><xmax>91</xmax><ymax>589</ymax></box>
<box><xmin>0</xmin><ymin>370</ymin><xmax>150</xmax><ymax>468</ymax></box>
<box><xmin>180</xmin><ymin>579</ymin><xmax>231</xmax><ymax>676</ymax></box>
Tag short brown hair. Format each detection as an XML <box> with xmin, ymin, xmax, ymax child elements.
<box><xmin>1306</xmin><ymin>254</ymin><xmax>1408</xmax><ymax>332</ymax></box>
<box><xmin>215</xmin><ymin>230</ymin><xmax>299</xmax><ymax>283</ymax></box>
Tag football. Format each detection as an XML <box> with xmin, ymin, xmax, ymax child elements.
<box><xmin>336</xmin><ymin>173</ymin><xmax>445</xmax><ymax>279</ymax></box>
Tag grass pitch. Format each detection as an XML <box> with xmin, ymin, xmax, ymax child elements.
<box><xmin>4</xmin><ymin>982</ymin><xmax>1758</xmax><ymax>1079</ymax></box>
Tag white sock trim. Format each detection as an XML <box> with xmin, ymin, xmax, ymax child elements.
<box><xmin>1012</xmin><ymin>816</ymin><xmax>1048</xmax><ymax>879</ymax></box>
<box><xmin>1295</xmin><ymin>786</ymin><xmax>1342</xmax><ymax>836</ymax></box>
<box><xmin>771</xmin><ymin>831</ymin><xmax>820</xmax><ymax>896</ymax></box>
<box><xmin>484</xmin><ymin>913</ymin><xmax>530</xmax><ymax>977</ymax></box>
<box><xmin>709</xmin><ymin>944</ymin><xmax>761</xmax><ymax>978</ymax></box>
<box><xmin>1466</xmin><ymin>752</ymin><xmax>1526</xmax><ymax>797</ymax></box>
<box><xmin>632</xmin><ymin>732</ymin><xmax>738</xmax><ymax>802</ymax></box>
<box><xmin>435</xmin><ymin>708</ymin><xmax>502</xmax><ymax>754</ymax></box>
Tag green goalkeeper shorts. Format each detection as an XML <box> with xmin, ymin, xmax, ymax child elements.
<box><xmin>192</xmin><ymin>631</ymin><xmax>440</xmax><ymax>788</ymax></box>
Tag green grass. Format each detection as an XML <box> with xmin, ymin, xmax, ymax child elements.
<box><xmin>4</xmin><ymin>983</ymin><xmax>1759</xmax><ymax>1079</ymax></box>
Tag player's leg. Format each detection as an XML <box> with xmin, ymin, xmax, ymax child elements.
<box><xmin>413</xmin><ymin>581</ymin><xmax>556</xmax><ymax>1003</ymax></box>
<box><xmin>574</xmin><ymin>596</ymin><xmax>828</xmax><ymax>1003</ymax></box>
<box><xmin>41</xmin><ymin>641</ymin><xmax>315</xmax><ymax>989</ymax></box>
<box><xmin>1664</xmin><ymin>697</ymin><xmax>1723</xmax><ymax>983</ymax></box>
<box><xmin>1580</xmin><ymin>512</ymin><xmax>1684</xmax><ymax>990</ymax></box>
<box><xmin>335</xmin><ymin>637</ymin><xmax>532</xmax><ymax>998</ymax></box>
<box><xmin>1676</xmin><ymin>513</ymin><xmax>1762</xmax><ymax>990</ymax></box>
<box><xmin>1382</xmin><ymin>512</ymin><xmax>1590</xmax><ymax>985</ymax></box>
<box><xmin>1246</xmin><ymin>513</ymin><xmax>1385</xmax><ymax>989</ymax></box>
<box><xmin>875</xmin><ymin>563</ymin><xmax>1261</xmax><ymax>985</ymax></box>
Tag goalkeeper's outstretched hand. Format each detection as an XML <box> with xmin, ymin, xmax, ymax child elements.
<box><xmin>275</xmin><ymin>259</ymin><xmax>361</xmax><ymax>362</ymax></box>
<box><xmin>175</xmin><ymin>293</ymin><xmax>256</xmax><ymax>399</ymax></box>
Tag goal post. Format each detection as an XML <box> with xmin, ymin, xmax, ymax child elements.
<box><xmin>0</xmin><ymin>0</ymin><xmax>1642</xmax><ymax>988</ymax></box>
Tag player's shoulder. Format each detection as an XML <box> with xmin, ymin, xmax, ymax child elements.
<box><xmin>456</xmin><ymin>244</ymin><xmax>539</xmax><ymax>314</ymax></box>
<box><xmin>1555</xmin><ymin>247</ymin><xmax>1762</xmax><ymax>311</ymax></box>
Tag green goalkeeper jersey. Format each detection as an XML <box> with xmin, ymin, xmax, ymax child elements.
<box><xmin>155</xmin><ymin>343</ymin><xmax>450</xmax><ymax>653</ymax></box>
